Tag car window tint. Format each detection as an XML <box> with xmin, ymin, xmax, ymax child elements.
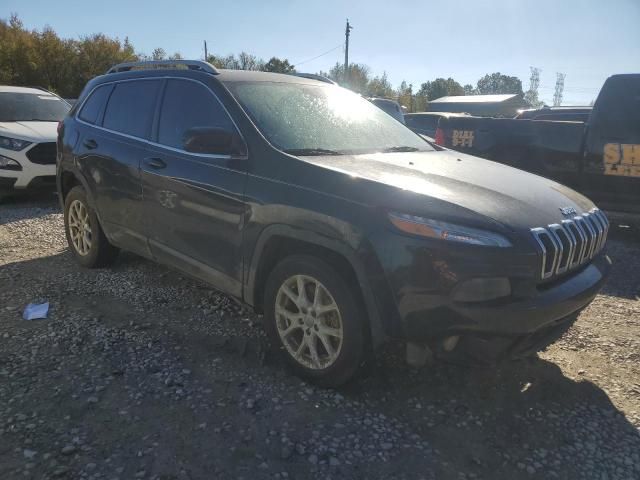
<box><xmin>158</xmin><ymin>79</ymin><xmax>235</xmax><ymax>150</ymax></box>
<box><xmin>78</xmin><ymin>85</ymin><xmax>111</xmax><ymax>124</ymax></box>
<box><xmin>406</xmin><ymin>116</ymin><xmax>438</xmax><ymax>130</ymax></box>
<box><xmin>103</xmin><ymin>80</ymin><xmax>160</xmax><ymax>138</ymax></box>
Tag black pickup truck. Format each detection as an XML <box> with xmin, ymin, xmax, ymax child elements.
<box><xmin>435</xmin><ymin>74</ymin><xmax>640</xmax><ymax>215</ymax></box>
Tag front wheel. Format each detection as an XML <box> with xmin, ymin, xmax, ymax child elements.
<box><xmin>64</xmin><ymin>186</ymin><xmax>119</xmax><ymax>268</ymax></box>
<box><xmin>263</xmin><ymin>255</ymin><xmax>366</xmax><ymax>387</ymax></box>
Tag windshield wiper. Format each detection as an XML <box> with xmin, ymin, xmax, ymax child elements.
<box><xmin>382</xmin><ymin>146</ymin><xmax>421</xmax><ymax>153</ymax></box>
<box><xmin>284</xmin><ymin>148</ymin><xmax>343</xmax><ymax>156</ymax></box>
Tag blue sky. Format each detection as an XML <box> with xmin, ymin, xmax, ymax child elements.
<box><xmin>6</xmin><ymin>0</ymin><xmax>640</xmax><ymax>104</ymax></box>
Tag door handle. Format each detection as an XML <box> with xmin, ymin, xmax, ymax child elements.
<box><xmin>83</xmin><ymin>139</ymin><xmax>97</xmax><ymax>150</ymax></box>
<box><xmin>144</xmin><ymin>157</ymin><xmax>167</xmax><ymax>169</ymax></box>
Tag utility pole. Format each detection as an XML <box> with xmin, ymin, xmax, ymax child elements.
<box><xmin>204</xmin><ymin>40</ymin><xmax>208</xmax><ymax>61</ymax></box>
<box><xmin>553</xmin><ymin>72</ymin><xmax>566</xmax><ymax>106</ymax></box>
<box><xmin>344</xmin><ymin>19</ymin><xmax>353</xmax><ymax>84</ymax></box>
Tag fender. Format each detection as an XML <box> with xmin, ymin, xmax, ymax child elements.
<box><xmin>57</xmin><ymin>163</ymin><xmax>96</xmax><ymax>211</ymax></box>
<box><xmin>245</xmin><ymin>224</ymin><xmax>387</xmax><ymax>348</ymax></box>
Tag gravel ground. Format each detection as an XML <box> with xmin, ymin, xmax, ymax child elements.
<box><xmin>1</xmin><ymin>195</ymin><xmax>639</xmax><ymax>480</ymax></box>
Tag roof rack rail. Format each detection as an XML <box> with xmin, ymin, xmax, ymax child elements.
<box><xmin>106</xmin><ymin>60</ymin><xmax>219</xmax><ymax>75</ymax></box>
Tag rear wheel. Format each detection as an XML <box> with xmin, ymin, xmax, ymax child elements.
<box><xmin>263</xmin><ymin>255</ymin><xmax>365</xmax><ymax>387</ymax></box>
<box><xmin>64</xmin><ymin>186</ymin><xmax>119</xmax><ymax>268</ymax></box>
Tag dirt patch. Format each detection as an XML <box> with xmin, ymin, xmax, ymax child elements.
<box><xmin>1</xmin><ymin>197</ymin><xmax>639</xmax><ymax>479</ymax></box>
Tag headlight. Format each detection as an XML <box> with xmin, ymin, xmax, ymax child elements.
<box><xmin>0</xmin><ymin>136</ymin><xmax>32</xmax><ymax>151</ymax></box>
<box><xmin>388</xmin><ymin>212</ymin><xmax>511</xmax><ymax>247</ymax></box>
<box><xmin>0</xmin><ymin>155</ymin><xmax>22</xmax><ymax>170</ymax></box>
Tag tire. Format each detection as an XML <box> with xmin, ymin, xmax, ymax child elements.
<box><xmin>64</xmin><ymin>186</ymin><xmax>119</xmax><ymax>268</ymax></box>
<box><xmin>263</xmin><ymin>255</ymin><xmax>366</xmax><ymax>387</ymax></box>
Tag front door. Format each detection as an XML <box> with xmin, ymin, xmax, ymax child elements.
<box><xmin>141</xmin><ymin>78</ymin><xmax>248</xmax><ymax>297</ymax></box>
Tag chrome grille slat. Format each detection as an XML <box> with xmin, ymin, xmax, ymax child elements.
<box><xmin>590</xmin><ymin>211</ymin><xmax>606</xmax><ymax>252</ymax></box>
<box><xmin>551</xmin><ymin>223</ymin><xmax>574</xmax><ymax>274</ymax></box>
<box><xmin>530</xmin><ymin>208</ymin><xmax>608</xmax><ymax>280</ymax></box>
<box><xmin>570</xmin><ymin>218</ymin><xmax>589</xmax><ymax>265</ymax></box>
<box><xmin>576</xmin><ymin>216</ymin><xmax>596</xmax><ymax>262</ymax></box>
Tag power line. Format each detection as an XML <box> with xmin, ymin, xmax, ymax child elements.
<box><xmin>293</xmin><ymin>44</ymin><xmax>343</xmax><ymax>68</ymax></box>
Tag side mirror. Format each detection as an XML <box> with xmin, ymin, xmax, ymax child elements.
<box><xmin>183</xmin><ymin>127</ymin><xmax>245</xmax><ymax>156</ymax></box>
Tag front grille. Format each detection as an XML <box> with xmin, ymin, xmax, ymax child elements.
<box><xmin>26</xmin><ymin>142</ymin><xmax>57</xmax><ymax>165</ymax></box>
<box><xmin>530</xmin><ymin>208</ymin><xmax>609</xmax><ymax>280</ymax></box>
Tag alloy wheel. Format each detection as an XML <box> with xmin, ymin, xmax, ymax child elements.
<box><xmin>68</xmin><ymin>199</ymin><xmax>92</xmax><ymax>256</ymax></box>
<box><xmin>275</xmin><ymin>274</ymin><xmax>343</xmax><ymax>370</ymax></box>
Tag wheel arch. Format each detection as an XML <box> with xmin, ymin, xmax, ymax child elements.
<box><xmin>246</xmin><ymin>225</ymin><xmax>386</xmax><ymax>348</ymax></box>
<box><xmin>57</xmin><ymin>166</ymin><xmax>96</xmax><ymax>211</ymax></box>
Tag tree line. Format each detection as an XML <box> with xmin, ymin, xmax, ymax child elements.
<box><xmin>1</xmin><ymin>15</ymin><xmax>539</xmax><ymax>110</ymax></box>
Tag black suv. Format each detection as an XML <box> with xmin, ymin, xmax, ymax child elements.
<box><xmin>57</xmin><ymin>60</ymin><xmax>611</xmax><ymax>386</ymax></box>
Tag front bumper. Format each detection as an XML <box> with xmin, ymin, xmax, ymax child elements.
<box><xmin>0</xmin><ymin>144</ymin><xmax>57</xmax><ymax>191</ymax></box>
<box><xmin>406</xmin><ymin>256</ymin><xmax>610</xmax><ymax>339</ymax></box>
<box><xmin>370</xmin><ymin>231</ymin><xmax>611</xmax><ymax>341</ymax></box>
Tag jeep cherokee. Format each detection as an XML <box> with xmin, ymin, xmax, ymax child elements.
<box><xmin>57</xmin><ymin>60</ymin><xmax>611</xmax><ymax>386</ymax></box>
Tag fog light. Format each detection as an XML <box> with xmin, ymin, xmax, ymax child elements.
<box><xmin>0</xmin><ymin>155</ymin><xmax>22</xmax><ymax>171</ymax></box>
<box><xmin>452</xmin><ymin>277</ymin><xmax>511</xmax><ymax>302</ymax></box>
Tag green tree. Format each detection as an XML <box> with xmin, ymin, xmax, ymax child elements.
<box><xmin>476</xmin><ymin>72</ymin><xmax>523</xmax><ymax>95</ymax></box>
<box><xmin>33</xmin><ymin>26</ymin><xmax>76</xmax><ymax>96</ymax></box>
<box><xmin>0</xmin><ymin>15</ymin><xmax>38</xmax><ymax>87</ymax></box>
<box><xmin>417</xmin><ymin>78</ymin><xmax>464</xmax><ymax>101</ymax></box>
<box><xmin>207</xmin><ymin>54</ymin><xmax>238</xmax><ymax>69</ymax></box>
<box><xmin>524</xmin><ymin>89</ymin><xmax>544</xmax><ymax>108</ymax></box>
<box><xmin>366</xmin><ymin>72</ymin><xmax>394</xmax><ymax>98</ymax></box>
<box><xmin>463</xmin><ymin>84</ymin><xmax>475</xmax><ymax>95</ymax></box>
<box><xmin>73</xmin><ymin>34</ymin><xmax>137</xmax><ymax>95</ymax></box>
<box><xmin>151</xmin><ymin>48</ymin><xmax>166</xmax><ymax>61</ymax></box>
<box><xmin>396</xmin><ymin>80</ymin><xmax>414</xmax><ymax>111</ymax></box>
<box><xmin>263</xmin><ymin>57</ymin><xmax>294</xmax><ymax>73</ymax></box>
<box><xmin>207</xmin><ymin>52</ymin><xmax>266</xmax><ymax>71</ymax></box>
<box><xmin>326</xmin><ymin>62</ymin><xmax>371</xmax><ymax>94</ymax></box>
<box><xmin>238</xmin><ymin>51</ymin><xmax>264</xmax><ymax>71</ymax></box>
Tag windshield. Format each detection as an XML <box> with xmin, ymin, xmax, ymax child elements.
<box><xmin>0</xmin><ymin>92</ymin><xmax>70</xmax><ymax>122</ymax></box>
<box><xmin>228</xmin><ymin>82</ymin><xmax>432</xmax><ymax>155</ymax></box>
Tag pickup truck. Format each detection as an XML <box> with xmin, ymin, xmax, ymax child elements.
<box><xmin>435</xmin><ymin>74</ymin><xmax>640</xmax><ymax>215</ymax></box>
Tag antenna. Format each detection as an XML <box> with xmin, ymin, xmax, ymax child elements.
<box><xmin>553</xmin><ymin>72</ymin><xmax>566</xmax><ymax>106</ymax></box>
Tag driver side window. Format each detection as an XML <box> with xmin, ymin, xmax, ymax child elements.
<box><xmin>157</xmin><ymin>79</ymin><xmax>237</xmax><ymax>151</ymax></box>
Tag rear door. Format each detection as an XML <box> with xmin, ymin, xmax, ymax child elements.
<box><xmin>75</xmin><ymin>79</ymin><xmax>161</xmax><ymax>254</ymax></box>
<box><xmin>141</xmin><ymin>78</ymin><xmax>248</xmax><ymax>297</ymax></box>
<box><xmin>583</xmin><ymin>75</ymin><xmax>640</xmax><ymax>212</ymax></box>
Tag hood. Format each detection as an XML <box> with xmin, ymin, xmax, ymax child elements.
<box><xmin>0</xmin><ymin>121</ymin><xmax>58</xmax><ymax>142</ymax></box>
<box><xmin>302</xmin><ymin>150</ymin><xmax>595</xmax><ymax>232</ymax></box>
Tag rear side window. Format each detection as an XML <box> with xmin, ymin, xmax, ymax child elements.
<box><xmin>157</xmin><ymin>79</ymin><xmax>235</xmax><ymax>150</ymax></box>
<box><xmin>406</xmin><ymin>115</ymin><xmax>438</xmax><ymax>131</ymax></box>
<box><xmin>103</xmin><ymin>80</ymin><xmax>160</xmax><ymax>139</ymax></box>
<box><xmin>78</xmin><ymin>85</ymin><xmax>111</xmax><ymax>124</ymax></box>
